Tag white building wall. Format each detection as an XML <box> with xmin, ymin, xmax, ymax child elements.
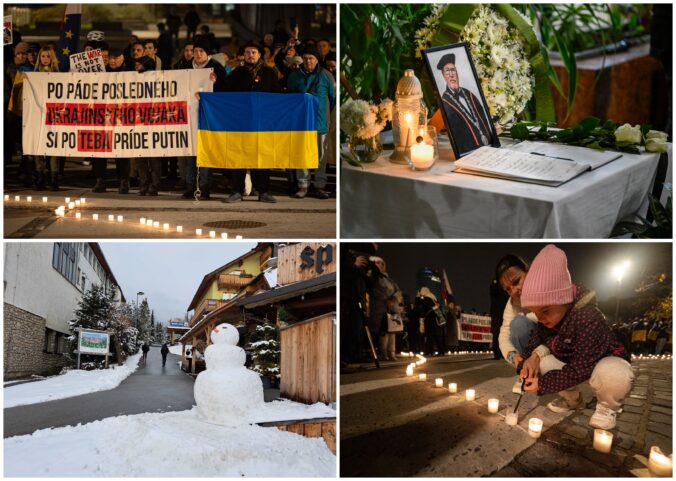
<box><xmin>3</xmin><ymin>243</ymin><xmax>114</xmax><ymax>335</ymax></box>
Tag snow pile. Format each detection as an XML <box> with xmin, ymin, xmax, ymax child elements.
<box><xmin>194</xmin><ymin>323</ymin><xmax>264</xmax><ymax>425</ymax></box>
<box><xmin>4</xmin><ymin>408</ymin><xmax>335</xmax><ymax>477</ymax></box>
<box><xmin>4</xmin><ymin>352</ymin><xmax>143</xmax><ymax>408</ymax></box>
<box><xmin>168</xmin><ymin>343</ymin><xmax>183</xmax><ymax>355</ymax></box>
<box><xmin>255</xmin><ymin>400</ymin><xmax>336</xmax><ymax>423</ymax></box>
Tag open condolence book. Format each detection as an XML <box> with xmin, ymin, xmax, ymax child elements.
<box><xmin>455</xmin><ymin>143</ymin><xmax>622</xmax><ymax>187</ymax></box>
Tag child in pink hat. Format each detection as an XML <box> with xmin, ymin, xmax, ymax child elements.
<box><xmin>518</xmin><ymin>244</ymin><xmax>633</xmax><ymax>430</ymax></box>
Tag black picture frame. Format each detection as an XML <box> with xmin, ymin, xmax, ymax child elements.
<box><xmin>423</xmin><ymin>42</ymin><xmax>500</xmax><ymax>159</ymax></box>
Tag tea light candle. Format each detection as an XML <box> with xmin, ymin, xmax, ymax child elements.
<box><xmin>163</xmin><ymin>223</ymin><xmax>170</xmax><ymax>231</ymax></box>
<box><xmin>176</xmin><ymin>226</ymin><xmax>183</xmax><ymax>233</ymax></box>
<box><xmin>235</xmin><ymin>235</ymin><xmax>243</xmax><ymax>239</ymax></box>
<box><xmin>68</xmin><ymin>202</ymin><xmax>75</xmax><ymax>209</ymax></box>
<box><xmin>221</xmin><ymin>233</ymin><xmax>228</xmax><ymax>239</ymax></box>
<box><xmin>465</xmin><ymin>389</ymin><xmax>476</xmax><ymax>401</ymax></box>
<box><xmin>418</xmin><ymin>373</ymin><xmax>426</xmax><ymax>381</ymax></box>
<box><xmin>75</xmin><ymin>212</ymin><xmax>81</xmax><ymax>219</ymax></box>
<box><xmin>42</xmin><ymin>196</ymin><xmax>48</xmax><ymax>203</ymax></box>
<box><xmin>64</xmin><ymin>197</ymin><xmax>70</xmax><ymax>203</ymax></box>
<box><xmin>75</xmin><ymin>200</ymin><xmax>81</xmax><ymax>206</ymax></box>
<box><xmin>410</xmin><ymin>142</ymin><xmax>435</xmax><ymax>170</ymax></box>
<box><xmin>209</xmin><ymin>230</ymin><xmax>216</xmax><ymax>238</ymax></box>
<box><xmin>80</xmin><ymin>198</ymin><xmax>86</xmax><ymax>204</ymax></box>
<box><xmin>15</xmin><ymin>195</ymin><xmax>20</xmax><ymax>201</ymax></box>
<box><xmin>505</xmin><ymin>412</ymin><xmax>518</xmax><ymax>426</ymax></box>
<box><xmin>195</xmin><ymin>228</ymin><xmax>202</xmax><ymax>236</ymax></box>
<box><xmin>152</xmin><ymin>221</ymin><xmax>159</xmax><ymax>228</ymax></box>
<box><xmin>487</xmin><ymin>398</ymin><xmax>499</xmax><ymax>414</ymax></box>
<box><xmin>406</xmin><ymin>365</ymin><xmax>414</xmax><ymax>376</ymax></box>
<box><xmin>92</xmin><ymin>213</ymin><xmax>99</xmax><ymax>220</ymax></box>
<box><xmin>528</xmin><ymin>418</ymin><xmax>543</xmax><ymax>438</ymax></box>
<box><xmin>435</xmin><ymin>378</ymin><xmax>443</xmax><ymax>388</ymax></box>
<box><xmin>4</xmin><ymin>195</ymin><xmax>9</xmax><ymax>201</ymax></box>
<box><xmin>117</xmin><ymin>215</ymin><xmax>123</xmax><ymax>222</ymax></box>
<box><xmin>448</xmin><ymin>383</ymin><xmax>457</xmax><ymax>393</ymax></box>
<box><xmin>108</xmin><ymin>214</ymin><xmax>115</xmax><ymax>222</ymax></box>
<box><xmin>140</xmin><ymin>217</ymin><xmax>146</xmax><ymax>225</ymax></box>
<box><xmin>593</xmin><ymin>429</ymin><xmax>613</xmax><ymax>453</ymax></box>
<box><xmin>26</xmin><ymin>196</ymin><xmax>32</xmax><ymax>202</ymax></box>
<box><xmin>648</xmin><ymin>446</ymin><xmax>672</xmax><ymax>477</ymax></box>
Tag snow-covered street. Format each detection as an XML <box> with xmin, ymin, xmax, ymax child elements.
<box><xmin>4</xmin><ymin>407</ymin><xmax>336</xmax><ymax>477</ymax></box>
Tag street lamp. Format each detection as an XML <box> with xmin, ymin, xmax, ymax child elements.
<box><xmin>611</xmin><ymin>260</ymin><xmax>630</xmax><ymax>323</ymax></box>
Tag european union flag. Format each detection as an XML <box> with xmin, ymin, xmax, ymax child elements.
<box><xmin>197</xmin><ymin>92</ymin><xmax>319</xmax><ymax>169</ymax></box>
<box><xmin>56</xmin><ymin>4</ymin><xmax>81</xmax><ymax>72</ymax></box>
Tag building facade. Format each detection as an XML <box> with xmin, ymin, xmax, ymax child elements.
<box><xmin>4</xmin><ymin>242</ymin><xmax>124</xmax><ymax>379</ymax></box>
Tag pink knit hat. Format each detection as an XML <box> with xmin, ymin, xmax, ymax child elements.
<box><xmin>521</xmin><ymin>244</ymin><xmax>574</xmax><ymax>308</ymax></box>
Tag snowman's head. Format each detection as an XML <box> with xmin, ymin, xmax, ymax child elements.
<box><xmin>210</xmin><ymin>323</ymin><xmax>239</xmax><ymax>345</ymax></box>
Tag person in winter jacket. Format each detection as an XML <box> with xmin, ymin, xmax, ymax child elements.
<box><xmin>161</xmin><ymin>343</ymin><xmax>170</xmax><ymax>366</ymax></box>
<box><xmin>367</xmin><ymin>256</ymin><xmax>403</xmax><ymax>361</ymax></box>
<box><xmin>519</xmin><ymin>244</ymin><xmax>633</xmax><ymax>430</ymax></box>
<box><xmin>141</xmin><ymin>342</ymin><xmax>150</xmax><ymax>363</ymax></box>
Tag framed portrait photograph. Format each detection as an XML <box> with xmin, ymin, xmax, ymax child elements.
<box><xmin>423</xmin><ymin>42</ymin><xmax>500</xmax><ymax>159</ymax></box>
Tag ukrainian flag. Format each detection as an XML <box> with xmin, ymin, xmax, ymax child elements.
<box><xmin>197</xmin><ymin>92</ymin><xmax>319</xmax><ymax>169</ymax></box>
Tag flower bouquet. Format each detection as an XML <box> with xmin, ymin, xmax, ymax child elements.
<box><xmin>340</xmin><ymin>99</ymin><xmax>393</xmax><ymax>164</ymax></box>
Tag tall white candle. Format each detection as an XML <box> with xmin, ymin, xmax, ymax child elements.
<box><xmin>465</xmin><ymin>389</ymin><xmax>475</xmax><ymax>401</ymax></box>
<box><xmin>648</xmin><ymin>446</ymin><xmax>673</xmax><ymax>477</ymax></box>
<box><xmin>593</xmin><ymin>429</ymin><xmax>613</xmax><ymax>453</ymax></box>
<box><xmin>528</xmin><ymin>418</ymin><xmax>543</xmax><ymax>438</ymax></box>
<box><xmin>448</xmin><ymin>383</ymin><xmax>457</xmax><ymax>393</ymax></box>
<box><xmin>505</xmin><ymin>412</ymin><xmax>518</xmax><ymax>426</ymax></box>
<box><xmin>435</xmin><ymin>378</ymin><xmax>443</xmax><ymax>388</ymax></box>
<box><xmin>487</xmin><ymin>398</ymin><xmax>499</xmax><ymax>414</ymax></box>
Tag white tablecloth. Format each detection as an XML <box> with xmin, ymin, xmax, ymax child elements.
<box><xmin>341</xmin><ymin>140</ymin><xmax>670</xmax><ymax>238</ymax></box>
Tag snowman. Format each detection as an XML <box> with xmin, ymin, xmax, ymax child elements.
<box><xmin>194</xmin><ymin>323</ymin><xmax>264</xmax><ymax>426</ymax></box>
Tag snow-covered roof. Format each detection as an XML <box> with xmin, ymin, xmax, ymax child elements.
<box><xmin>263</xmin><ymin>267</ymin><xmax>278</xmax><ymax>289</ymax></box>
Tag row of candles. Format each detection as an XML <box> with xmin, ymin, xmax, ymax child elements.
<box><xmin>631</xmin><ymin>354</ymin><xmax>672</xmax><ymax>360</ymax></box>
<box><xmin>7</xmin><ymin>195</ymin><xmax>244</xmax><ymax>239</ymax></box>
<box><xmin>400</xmin><ymin>351</ymin><xmax>493</xmax><ymax>357</ymax></box>
<box><xmin>405</xmin><ymin>362</ymin><xmax>672</xmax><ymax>475</ymax></box>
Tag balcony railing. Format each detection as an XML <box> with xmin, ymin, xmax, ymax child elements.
<box><xmin>217</xmin><ymin>273</ymin><xmax>253</xmax><ymax>290</ymax></box>
<box><xmin>189</xmin><ymin>298</ymin><xmax>229</xmax><ymax>326</ymax></box>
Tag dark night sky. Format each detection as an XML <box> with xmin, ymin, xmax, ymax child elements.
<box><xmin>364</xmin><ymin>242</ymin><xmax>672</xmax><ymax>313</ymax></box>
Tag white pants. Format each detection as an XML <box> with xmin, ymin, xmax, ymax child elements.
<box><xmin>379</xmin><ymin>333</ymin><xmax>396</xmax><ymax>358</ymax></box>
<box><xmin>540</xmin><ymin>354</ymin><xmax>634</xmax><ymax>411</ymax></box>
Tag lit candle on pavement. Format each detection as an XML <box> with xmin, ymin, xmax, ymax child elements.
<box><xmin>528</xmin><ymin>418</ymin><xmax>543</xmax><ymax>438</ymax></box>
<box><xmin>435</xmin><ymin>378</ymin><xmax>443</xmax><ymax>388</ymax></box>
<box><xmin>209</xmin><ymin>230</ymin><xmax>216</xmax><ymax>238</ymax></box>
<box><xmin>221</xmin><ymin>233</ymin><xmax>228</xmax><ymax>239</ymax></box>
<box><xmin>64</xmin><ymin>197</ymin><xmax>70</xmax><ymax>203</ymax></box>
<box><xmin>488</xmin><ymin>398</ymin><xmax>499</xmax><ymax>414</ymax></box>
<box><xmin>593</xmin><ymin>429</ymin><xmax>613</xmax><ymax>453</ymax></box>
<box><xmin>418</xmin><ymin>373</ymin><xmax>426</xmax><ymax>381</ymax></box>
<box><xmin>176</xmin><ymin>226</ymin><xmax>183</xmax><ymax>233</ymax></box>
<box><xmin>235</xmin><ymin>235</ymin><xmax>243</xmax><ymax>239</ymax></box>
<box><xmin>153</xmin><ymin>221</ymin><xmax>159</xmax><ymax>228</ymax></box>
<box><xmin>406</xmin><ymin>364</ymin><xmax>414</xmax><ymax>376</ymax></box>
<box><xmin>75</xmin><ymin>212</ymin><xmax>81</xmax><ymax>219</ymax></box>
<box><xmin>92</xmin><ymin>214</ymin><xmax>99</xmax><ymax>220</ymax></box>
<box><xmin>195</xmin><ymin>228</ymin><xmax>202</xmax><ymax>236</ymax></box>
<box><xmin>80</xmin><ymin>198</ymin><xmax>86</xmax><ymax>204</ymax></box>
<box><xmin>42</xmin><ymin>197</ymin><xmax>48</xmax><ymax>203</ymax></box>
<box><xmin>163</xmin><ymin>223</ymin><xmax>170</xmax><ymax>231</ymax></box>
<box><xmin>465</xmin><ymin>389</ymin><xmax>476</xmax><ymax>401</ymax></box>
<box><xmin>117</xmin><ymin>215</ymin><xmax>123</xmax><ymax>222</ymax></box>
<box><xmin>648</xmin><ymin>446</ymin><xmax>672</xmax><ymax>476</ymax></box>
<box><xmin>140</xmin><ymin>217</ymin><xmax>146</xmax><ymax>225</ymax></box>
<box><xmin>68</xmin><ymin>202</ymin><xmax>75</xmax><ymax>209</ymax></box>
<box><xmin>448</xmin><ymin>383</ymin><xmax>457</xmax><ymax>393</ymax></box>
<box><xmin>26</xmin><ymin>196</ymin><xmax>32</xmax><ymax>202</ymax></box>
<box><xmin>4</xmin><ymin>195</ymin><xmax>9</xmax><ymax>201</ymax></box>
<box><xmin>75</xmin><ymin>200</ymin><xmax>80</xmax><ymax>206</ymax></box>
<box><xmin>14</xmin><ymin>195</ymin><xmax>20</xmax><ymax>201</ymax></box>
<box><xmin>505</xmin><ymin>412</ymin><xmax>518</xmax><ymax>426</ymax></box>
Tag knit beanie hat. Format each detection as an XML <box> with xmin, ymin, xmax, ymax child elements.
<box><xmin>521</xmin><ymin>244</ymin><xmax>574</xmax><ymax>308</ymax></box>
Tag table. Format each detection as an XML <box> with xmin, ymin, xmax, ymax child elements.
<box><xmin>341</xmin><ymin>136</ymin><xmax>670</xmax><ymax>238</ymax></box>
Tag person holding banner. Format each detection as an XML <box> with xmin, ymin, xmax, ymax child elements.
<box><xmin>223</xmin><ymin>41</ymin><xmax>281</xmax><ymax>204</ymax></box>
<box><xmin>519</xmin><ymin>244</ymin><xmax>633</xmax><ymax>430</ymax></box>
<box><xmin>31</xmin><ymin>47</ymin><xmax>60</xmax><ymax>190</ymax></box>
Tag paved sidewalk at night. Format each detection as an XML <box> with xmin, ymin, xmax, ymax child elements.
<box><xmin>340</xmin><ymin>355</ymin><xmax>672</xmax><ymax>477</ymax></box>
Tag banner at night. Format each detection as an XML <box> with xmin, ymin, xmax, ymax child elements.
<box><xmin>22</xmin><ymin>69</ymin><xmax>212</xmax><ymax>158</ymax></box>
<box><xmin>458</xmin><ymin>313</ymin><xmax>492</xmax><ymax>343</ymax></box>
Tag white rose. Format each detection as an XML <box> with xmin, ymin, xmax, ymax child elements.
<box><xmin>645</xmin><ymin>138</ymin><xmax>668</xmax><ymax>153</ymax></box>
<box><xmin>614</xmin><ymin>123</ymin><xmax>642</xmax><ymax>144</ymax></box>
<box><xmin>646</xmin><ymin>130</ymin><xmax>668</xmax><ymax>142</ymax></box>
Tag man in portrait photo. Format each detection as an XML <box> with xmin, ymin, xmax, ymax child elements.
<box><xmin>437</xmin><ymin>53</ymin><xmax>493</xmax><ymax>155</ymax></box>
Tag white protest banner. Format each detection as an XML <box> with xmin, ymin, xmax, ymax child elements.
<box><xmin>3</xmin><ymin>15</ymin><xmax>12</xmax><ymax>45</ymax></box>
<box><xmin>458</xmin><ymin>313</ymin><xmax>493</xmax><ymax>343</ymax></box>
<box><xmin>22</xmin><ymin>69</ymin><xmax>213</xmax><ymax>158</ymax></box>
<box><xmin>70</xmin><ymin>49</ymin><xmax>105</xmax><ymax>72</ymax></box>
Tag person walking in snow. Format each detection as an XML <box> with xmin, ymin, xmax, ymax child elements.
<box><xmin>142</xmin><ymin>342</ymin><xmax>150</xmax><ymax>363</ymax></box>
<box><xmin>161</xmin><ymin>343</ymin><xmax>169</xmax><ymax>367</ymax></box>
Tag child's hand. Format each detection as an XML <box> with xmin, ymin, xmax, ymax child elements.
<box><xmin>520</xmin><ymin>352</ymin><xmax>541</xmax><ymax>379</ymax></box>
<box><xmin>523</xmin><ymin>377</ymin><xmax>538</xmax><ymax>392</ymax></box>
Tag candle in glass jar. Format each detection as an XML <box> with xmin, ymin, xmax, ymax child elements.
<box><xmin>108</xmin><ymin>214</ymin><xmax>114</xmax><ymax>222</ymax></box>
<box><xmin>163</xmin><ymin>223</ymin><xmax>170</xmax><ymax>231</ymax></box>
<box><xmin>117</xmin><ymin>215</ymin><xmax>123</xmax><ymax>222</ymax></box>
<box><xmin>80</xmin><ymin>198</ymin><xmax>86</xmax><ymax>204</ymax></box>
<box><xmin>68</xmin><ymin>202</ymin><xmax>75</xmax><ymax>209</ymax></box>
<box><xmin>418</xmin><ymin>373</ymin><xmax>426</xmax><ymax>381</ymax></box>
<box><xmin>221</xmin><ymin>233</ymin><xmax>228</xmax><ymax>239</ymax></box>
<box><xmin>593</xmin><ymin>429</ymin><xmax>613</xmax><ymax>453</ymax></box>
<box><xmin>75</xmin><ymin>200</ymin><xmax>81</xmax><ymax>206</ymax></box>
<box><xmin>140</xmin><ymin>217</ymin><xmax>146</xmax><ymax>225</ymax></box>
<box><xmin>209</xmin><ymin>230</ymin><xmax>216</xmax><ymax>238</ymax></box>
<box><xmin>26</xmin><ymin>196</ymin><xmax>32</xmax><ymax>202</ymax></box>
<box><xmin>235</xmin><ymin>235</ymin><xmax>243</xmax><ymax>239</ymax></box>
<box><xmin>648</xmin><ymin>446</ymin><xmax>672</xmax><ymax>477</ymax></box>
<box><xmin>152</xmin><ymin>221</ymin><xmax>159</xmax><ymax>228</ymax></box>
<box><xmin>42</xmin><ymin>197</ymin><xmax>48</xmax><ymax>203</ymax></box>
<box><xmin>406</xmin><ymin>364</ymin><xmax>414</xmax><ymax>376</ymax></box>
<box><xmin>14</xmin><ymin>195</ymin><xmax>20</xmax><ymax>201</ymax></box>
<box><xmin>435</xmin><ymin>378</ymin><xmax>443</xmax><ymax>388</ymax></box>
<box><xmin>528</xmin><ymin>418</ymin><xmax>543</xmax><ymax>438</ymax></box>
<box><xmin>4</xmin><ymin>195</ymin><xmax>9</xmax><ymax>201</ymax></box>
<box><xmin>92</xmin><ymin>213</ymin><xmax>99</xmax><ymax>220</ymax></box>
<box><xmin>64</xmin><ymin>197</ymin><xmax>70</xmax><ymax>203</ymax></box>
<box><xmin>410</xmin><ymin>143</ymin><xmax>435</xmax><ymax>170</ymax></box>
<box><xmin>176</xmin><ymin>226</ymin><xmax>183</xmax><ymax>233</ymax></box>
<box><xmin>465</xmin><ymin>389</ymin><xmax>475</xmax><ymax>401</ymax></box>
<box><xmin>448</xmin><ymin>383</ymin><xmax>457</xmax><ymax>393</ymax></box>
<box><xmin>195</xmin><ymin>228</ymin><xmax>202</xmax><ymax>236</ymax></box>
<box><xmin>75</xmin><ymin>212</ymin><xmax>81</xmax><ymax>220</ymax></box>
<box><xmin>505</xmin><ymin>412</ymin><xmax>518</xmax><ymax>426</ymax></box>
<box><xmin>487</xmin><ymin>398</ymin><xmax>499</xmax><ymax>413</ymax></box>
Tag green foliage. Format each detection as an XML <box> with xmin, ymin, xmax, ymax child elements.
<box><xmin>248</xmin><ymin>322</ymin><xmax>280</xmax><ymax>380</ymax></box>
<box><xmin>612</xmin><ymin>192</ymin><xmax>672</xmax><ymax>239</ymax></box>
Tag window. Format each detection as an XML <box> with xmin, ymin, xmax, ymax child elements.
<box><xmin>44</xmin><ymin>329</ymin><xmax>66</xmax><ymax>354</ymax></box>
<box><xmin>52</xmin><ymin>243</ymin><xmax>80</xmax><ymax>286</ymax></box>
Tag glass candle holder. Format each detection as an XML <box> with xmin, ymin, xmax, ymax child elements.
<box><xmin>407</xmin><ymin>126</ymin><xmax>438</xmax><ymax>171</ymax></box>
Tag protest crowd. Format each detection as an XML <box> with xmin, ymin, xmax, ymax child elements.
<box><xmin>5</xmin><ymin>8</ymin><xmax>336</xmax><ymax>203</ymax></box>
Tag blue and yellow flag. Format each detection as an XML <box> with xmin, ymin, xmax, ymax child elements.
<box><xmin>197</xmin><ymin>92</ymin><xmax>318</xmax><ymax>169</ymax></box>
<box><xmin>57</xmin><ymin>4</ymin><xmax>81</xmax><ymax>72</ymax></box>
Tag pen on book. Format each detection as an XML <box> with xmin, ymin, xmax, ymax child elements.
<box><xmin>529</xmin><ymin>151</ymin><xmax>574</xmax><ymax>162</ymax></box>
